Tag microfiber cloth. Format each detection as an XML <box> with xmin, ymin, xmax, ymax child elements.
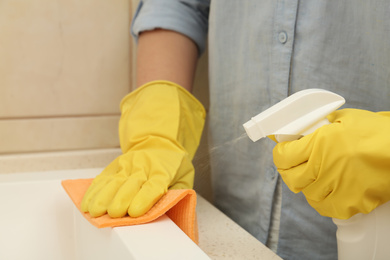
<box><xmin>61</xmin><ymin>179</ymin><xmax>199</xmax><ymax>244</ymax></box>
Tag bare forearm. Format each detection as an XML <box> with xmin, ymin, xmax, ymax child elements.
<box><xmin>136</xmin><ymin>29</ymin><xmax>199</xmax><ymax>92</ymax></box>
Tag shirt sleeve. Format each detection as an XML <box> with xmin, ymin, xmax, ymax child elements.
<box><xmin>131</xmin><ymin>0</ymin><xmax>210</xmax><ymax>54</ymax></box>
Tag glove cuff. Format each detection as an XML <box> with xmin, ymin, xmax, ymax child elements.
<box><xmin>119</xmin><ymin>80</ymin><xmax>206</xmax><ymax>159</ymax></box>
<box><xmin>120</xmin><ymin>80</ymin><xmax>205</xmax><ymax>114</ymax></box>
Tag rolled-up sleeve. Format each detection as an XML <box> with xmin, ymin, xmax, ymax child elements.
<box><xmin>131</xmin><ymin>0</ymin><xmax>210</xmax><ymax>54</ymax></box>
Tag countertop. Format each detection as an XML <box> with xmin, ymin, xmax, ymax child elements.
<box><xmin>0</xmin><ymin>149</ymin><xmax>281</xmax><ymax>260</ymax></box>
<box><xmin>196</xmin><ymin>195</ymin><xmax>282</xmax><ymax>259</ymax></box>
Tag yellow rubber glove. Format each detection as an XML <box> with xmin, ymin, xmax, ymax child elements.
<box><xmin>81</xmin><ymin>81</ymin><xmax>205</xmax><ymax>218</ymax></box>
<box><xmin>273</xmin><ymin>109</ymin><xmax>390</xmax><ymax>219</ymax></box>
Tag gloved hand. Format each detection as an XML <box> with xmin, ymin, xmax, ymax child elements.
<box><xmin>81</xmin><ymin>80</ymin><xmax>205</xmax><ymax>218</ymax></box>
<box><xmin>273</xmin><ymin>109</ymin><xmax>390</xmax><ymax>219</ymax></box>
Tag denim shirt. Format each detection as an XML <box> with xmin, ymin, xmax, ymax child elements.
<box><xmin>132</xmin><ymin>1</ymin><xmax>390</xmax><ymax>259</ymax></box>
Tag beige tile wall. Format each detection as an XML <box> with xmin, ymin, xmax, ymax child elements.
<box><xmin>0</xmin><ymin>0</ymin><xmax>133</xmax><ymax>154</ymax></box>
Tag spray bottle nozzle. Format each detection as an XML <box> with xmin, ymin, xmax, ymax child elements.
<box><xmin>243</xmin><ymin>89</ymin><xmax>345</xmax><ymax>142</ymax></box>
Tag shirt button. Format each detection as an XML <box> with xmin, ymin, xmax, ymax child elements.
<box><xmin>278</xmin><ymin>31</ymin><xmax>288</xmax><ymax>44</ymax></box>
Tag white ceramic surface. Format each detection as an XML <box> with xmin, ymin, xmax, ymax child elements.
<box><xmin>0</xmin><ymin>168</ymin><xmax>210</xmax><ymax>260</ymax></box>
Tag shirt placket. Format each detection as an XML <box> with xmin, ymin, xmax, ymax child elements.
<box><xmin>270</xmin><ymin>0</ymin><xmax>299</xmax><ymax>101</ymax></box>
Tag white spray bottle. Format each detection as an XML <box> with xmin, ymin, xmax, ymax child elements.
<box><xmin>243</xmin><ymin>89</ymin><xmax>390</xmax><ymax>260</ymax></box>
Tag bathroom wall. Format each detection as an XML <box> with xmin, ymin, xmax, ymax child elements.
<box><xmin>0</xmin><ymin>0</ymin><xmax>133</xmax><ymax>154</ymax></box>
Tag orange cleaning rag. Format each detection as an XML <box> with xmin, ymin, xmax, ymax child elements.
<box><xmin>61</xmin><ymin>179</ymin><xmax>198</xmax><ymax>244</ymax></box>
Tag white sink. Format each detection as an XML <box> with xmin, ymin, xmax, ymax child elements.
<box><xmin>0</xmin><ymin>168</ymin><xmax>210</xmax><ymax>260</ymax></box>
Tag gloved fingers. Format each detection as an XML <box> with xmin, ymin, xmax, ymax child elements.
<box><xmin>277</xmin><ymin>108</ymin><xmax>390</xmax><ymax>219</ymax></box>
<box><xmin>128</xmin><ymin>176</ymin><xmax>168</xmax><ymax>218</ymax></box>
<box><xmin>278</xmin><ymin>151</ymin><xmax>336</xmax><ymax>202</ymax></box>
<box><xmin>302</xmin><ymin>182</ymin><xmax>334</xmax><ymax>203</ymax></box>
<box><xmin>305</xmin><ymin>195</ymin><xmax>357</xmax><ymax>219</ymax></box>
<box><xmin>305</xmin><ymin>198</ymin><xmax>337</xmax><ymax>218</ymax></box>
<box><xmin>80</xmin><ymin>157</ymin><xmax>121</xmax><ymax>212</ymax></box>
<box><xmin>306</xmin><ymin>178</ymin><xmax>388</xmax><ymax>219</ymax></box>
<box><xmin>278</xmin><ymin>162</ymin><xmax>316</xmax><ymax>193</ymax></box>
<box><xmin>273</xmin><ymin>133</ymin><xmax>315</xmax><ymax>170</ymax></box>
<box><xmin>87</xmin><ymin>174</ymin><xmax>127</xmax><ymax>217</ymax></box>
<box><xmin>80</xmin><ymin>175</ymin><xmax>111</xmax><ymax>212</ymax></box>
<box><xmin>107</xmin><ymin>171</ymin><xmax>147</xmax><ymax>218</ymax></box>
